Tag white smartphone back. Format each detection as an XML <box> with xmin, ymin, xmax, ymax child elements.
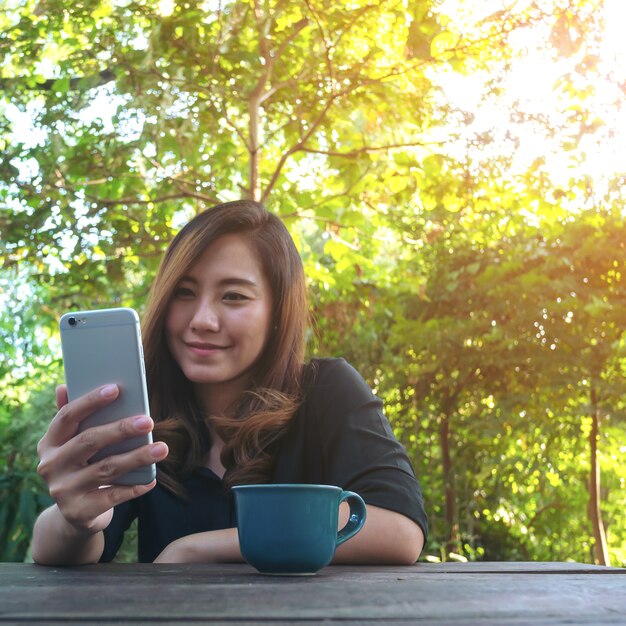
<box><xmin>59</xmin><ymin>307</ymin><xmax>156</xmax><ymax>485</ymax></box>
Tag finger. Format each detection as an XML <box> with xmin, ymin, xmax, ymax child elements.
<box><xmin>56</xmin><ymin>384</ymin><xmax>68</xmax><ymax>411</ymax></box>
<box><xmin>48</xmin><ymin>441</ymin><xmax>167</xmax><ymax>512</ymax></box>
<box><xmin>83</xmin><ymin>480</ymin><xmax>159</xmax><ymax>519</ymax></box>
<box><xmin>62</xmin><ymin>480</ymin><xmax>158</xmax><ymax>531</ymax></box>
<box><xmin>40</xmin><ymin>413</ymin><xmax>158</xmax><ymax>485</ymax></box>
<box><xmin>77</xmin><ymin>441</ymin><xmax>168</xmax><ymax>492</ymax></box>
<box><xmin>69</xmin><ymin>414</ymin><xmax>156</xmax><ymax>466</ymax></box>
<box><xmin>37</xmin><ymin>384</ymin><xmax>72</xmax><ymax>458</ymax></box>
<box><xmin>46</xmin><ymin>384</ymin><xmax>120</xmax><ymax>447</ymax></box>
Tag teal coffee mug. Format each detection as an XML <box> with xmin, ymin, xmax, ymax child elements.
<box><xmin>232</xmin><ymin>484</ymin><xmax>367</xmax><ymax>575</ymax></box>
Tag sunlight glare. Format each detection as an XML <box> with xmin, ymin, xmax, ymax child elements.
<box><xmin>434</xmin><ymin>0</ymin><xmax>626</xmax><ymax>205</ymax></box>
<box><xmin>157</xmin><ymin>0</ymin><xmax>175</xmax><ymax>17</ymax></box>
<box><xmin>602</xmin><ymin>0</ymin><xmax>626</xmax><ymax>67</ymax></box>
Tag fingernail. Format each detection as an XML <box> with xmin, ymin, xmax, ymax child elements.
<box><xmin>150</xmin><ymin>442</ymin><xmax>168</xmax><ymax>459</ymax></box>
<box><xmin>133</xmin><ymin>416</ymin><xmax>152</xmax><ymax>430</ymax></box>
<box><xmin>100</xmin><ymin>384</ymin><xmax>118</xmax><ymax>398</ymax></box>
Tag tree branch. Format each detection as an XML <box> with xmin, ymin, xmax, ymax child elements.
<box><xmin>300</xmin><ymin>141</ymin><xmax>439</xmax><ymax>159</ymax></box>
<box><xmin>0</xmin><ymin>69</ymin><xmax>115</xmax><ymax>92</ymax></box>
<box><xmin>86</xmin><ymin>191</ymin><xmax>218</xmax><ymax>207</ymax></box>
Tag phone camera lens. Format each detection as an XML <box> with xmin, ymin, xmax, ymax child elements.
<box><xmin>68</xmin><ymin>316</ymin><xmax>77</xmax><ymax>327</ymax></box>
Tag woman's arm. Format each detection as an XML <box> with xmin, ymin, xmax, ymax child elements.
<box><xmin>333</xmin><ymin>503</ymin><xmax>425</xmax><ymax>565</ymax></box>
<box><xmin>31</xmin><ymin>504</ymin><xmax>106</xmax><ymax>566</ymax></box>
<box><xmin>153</xmin><ymin>527</ymin><xmax>243</xmax><ymax>563</ymax></box>
<box><xmin>304</xmin><ymin>359</ymin><xmax>429</xmax><ymax>562</ymax></box>
<box><xmin>31</xmin><ymin>384</ymin><xmax>167</xmax><ymax>566</ymax></box>
<box><xmin>153</xmin><ymin>505</ymin><xmax>424</xmax><ymax>565</ymax></box>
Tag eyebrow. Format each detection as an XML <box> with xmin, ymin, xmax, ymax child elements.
<box><xmin>179</xmin><ymin>276</ymin><xmax>259</xmax><ymax>288</ymax></box>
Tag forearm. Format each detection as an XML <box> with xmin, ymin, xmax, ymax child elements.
<box><xmin>31</xmin><ymin>505</ymin><xmax>105</xmax><ymax>566</ymax></box>
<box><xmin>333</xmin><ymin>504</ymin><xmax>424</xmax><ymax>565</ymax></box>
<box><xmin>154</xmin><ymin>527</ymin><xmax>244</xmax><ymax>563</ymax></box>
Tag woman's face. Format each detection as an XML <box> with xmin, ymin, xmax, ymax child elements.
<box><xmin>165</xmin><ymin>233</ymin><xmax>273</xmax><ymax>402</ymax></box>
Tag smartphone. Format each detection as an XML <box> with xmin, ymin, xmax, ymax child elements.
<box><xmin>59</xmin><ymin>307</ymin><xmax>156</xmax><ymax>485</ymax></box>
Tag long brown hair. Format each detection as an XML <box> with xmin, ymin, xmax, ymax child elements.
<box><xmin>142</xmin><ymin>200</ymin><xmax>308</xmax><ymax>496</ymax></box>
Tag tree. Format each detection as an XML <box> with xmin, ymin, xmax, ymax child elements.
<box><xmin>1</xmin><ymin>0</ymin><xmax>625</xmax><ymax>564</ymax></box>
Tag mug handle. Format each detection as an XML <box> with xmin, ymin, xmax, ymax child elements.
<box><xmin>336</xmin><ymin>490</ymin><xmax>367</xmax><ymax>546</ymax></box>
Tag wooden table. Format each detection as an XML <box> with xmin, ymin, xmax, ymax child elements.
<box><xmin>0</xmin><ymin>561</ymin><xmax>624</xmax><ymax>625</ymax></box>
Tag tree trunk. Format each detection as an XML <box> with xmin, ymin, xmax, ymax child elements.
<box><xmin>439</xmin><ymin>411</ymin><xmax>458</xmax><ymax>553</ymax></box>
<box><xmin>588</xmin><ymin>384</ymin><xmax>610</xmax><ymax>566</ymax></box>
<box><xmin>248</xmin><ymin>98</ymin><xmax>260</xmax><ymax>201</ymax></box>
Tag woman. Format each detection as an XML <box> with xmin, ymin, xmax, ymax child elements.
<box><xmin>32</xmin><ymin>200</ymin><xmax>427</xmax><ymax>565</ymax></box>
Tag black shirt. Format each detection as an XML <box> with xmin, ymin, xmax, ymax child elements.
<box><xmin>101</xmin><ymin>358</ymin><xmax>428</xmax><ymax>562</ymax></box>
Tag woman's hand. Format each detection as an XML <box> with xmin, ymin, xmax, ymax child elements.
<box><xmin>154</xmin><ymin>528</ymin><xmax>243</xmax><ymax>564</ymax></box>
<box><xmin>36</xmin><ymin>383</ymin><xmax>168</xmax><ymax>536</ymax></box>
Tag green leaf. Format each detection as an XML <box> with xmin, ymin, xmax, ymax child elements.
<box><xmin>430</xmin><ymin>31</ymin><xmax>457</xmax><ymax>59</ymax></box>
<box><xmin>52</xmin><ymin>77</ymin><xmax>71</xmax><ymax>93</ymax></box>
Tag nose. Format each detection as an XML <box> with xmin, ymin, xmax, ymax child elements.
<box><xmin>190</xmin><ymin>299</ymin><xmax>220</xmax><ymax>332</ymax></box>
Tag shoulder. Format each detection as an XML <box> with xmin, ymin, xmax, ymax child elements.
<box><xmin>301</xmin><ymin>357</ymin><xmax>380</xmax><ymax>424</ymax></box>
<box><xmin>304</xmin><ymin>357</ymin><xmax>373</xmax><ymax>397</ymax></box>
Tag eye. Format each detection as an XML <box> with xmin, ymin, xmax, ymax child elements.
<box><xmin>223</xmin><ymin>291</ymin><xmax>249</xmax><ymax>302</ymax></box>
<box><xmin>173</xmin><ymin>286</ymin><xmax>195</xmax><ymax>299</ymax></box>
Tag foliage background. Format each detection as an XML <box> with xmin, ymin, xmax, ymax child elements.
<box><xmin>1</xmin><ymin>0</ymin><xmax>625</xmax><ymax>565</ymax></box>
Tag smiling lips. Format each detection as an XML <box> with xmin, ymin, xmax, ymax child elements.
<box><xmin>186</xmin><ymin>341</ymin><xmax>230</xmax><ymax>355</ymax></box>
